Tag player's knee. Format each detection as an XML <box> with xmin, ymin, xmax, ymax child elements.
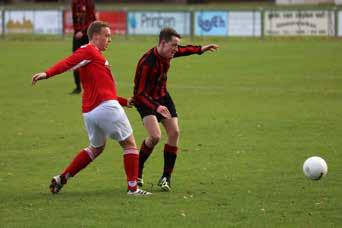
<box><xmin>149</xmin><ymin>134</ymin><xmax>161</xmax><ymax>146</ymax></box>
<box><xmin>119</xmin><ymin>134</ymin><xmax>137</xmax><ymax>149</ymax></box>
<box><xmin>168</xmin><ymin>129</ymin><xmax>180</xmax><ymax>140</ymax></box>
<box><xmin>86</xmin><ymin>145</ymin><xmax>105</xmax><ymax>159</ymax></box>
<box><xmin>93</xmin><ymin>147</ymin><xmax>104</xmax><ymax>157</ymax></box>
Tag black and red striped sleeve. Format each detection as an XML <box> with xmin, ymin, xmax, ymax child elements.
<box><xmin>174</xmin><ymin>45</ymin><xmax>203</xmax><ymax>58</ymax></box>
<box><xmin>134</xmin><ymin>64</ymin><xmax>160</xmax><ymax>111</ymax></box>
<box><xmin>45</xmin><ymin>46</ymin><xmax>91</xmax><ymax>78</ymax></box>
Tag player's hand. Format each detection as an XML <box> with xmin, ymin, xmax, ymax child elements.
<box><xmin>201</xmin><ymin>44</ymin><xmax>219</xmax><ymax>53</ymax></box>
<box><xmin>75</xmin><ymin>31</ymin><xmax>83</xmax><ymax>39</ymax></box>
<box><xmin>127</xmin><ymin>97</ymin><xmax>135</xmax><ymax>108</ymax></box>
<box><xmin>32</xmin><ymin>72</ymin><xmax>47</xmax><ymax>86</ymax></box>
<box><xmin>156</xmin><ymin>105</ymin><xmax>171</xmax><ymax>119</ymax></box>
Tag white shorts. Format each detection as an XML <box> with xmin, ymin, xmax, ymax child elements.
<box><xmin>83</xmin><ymin>100</ymin><xmax>133</xmax><ymax>148</ymax></box>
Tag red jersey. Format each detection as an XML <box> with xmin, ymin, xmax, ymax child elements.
<box><xmin>72</xmin><ymin>0</ymin><xmax>96</xmax><ymax>33</ymax></box>
<box><xmin>133</xmin><ymin>45</ymin><xmax>202</xmax><ymax>111</ymax></box>
<box><xmin>45</xmin><ymin>44</ymin><xmax>127</xmax><ymax>113</ymax></box>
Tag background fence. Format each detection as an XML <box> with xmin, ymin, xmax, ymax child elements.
<box><xmin>0</xmin><ymin>8</ymin><xmax>341</xmax><ymax>37</ymax></box>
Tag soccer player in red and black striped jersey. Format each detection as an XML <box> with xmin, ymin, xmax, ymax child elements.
<box><xmin>32</xmin><ymin>21</ymin><xmax>151</xmax><ymax>196</ymax></box>
<box><xmin>133</xmin><ymin>27</ymin><xmax>219</xmax><ymax>191</ymax></box>
<box><xmin>71</xmin><ymin>0</ymin><xmax>96</xmax><ymax>94</ymax></box>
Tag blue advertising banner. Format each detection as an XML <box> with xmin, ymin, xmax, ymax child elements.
<box><xmin>195</xmin><ymin>11</ymin><xmax>228</xmax><ymax>36</ymax></box>
<box><xmin>128</xmin><ymin>11</ymin><xmax>191</xmax><ymax>35</ymax></box>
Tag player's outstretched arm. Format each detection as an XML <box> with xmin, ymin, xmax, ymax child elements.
<box><xmin>32</xmin><ymin>72</ymin><xmax>47</xmax><ymax>86</ymax></box>
<box><xmin>201</xmin><ymin>44</ymin><xmax>219</xmax><ymax>53</ymax></box>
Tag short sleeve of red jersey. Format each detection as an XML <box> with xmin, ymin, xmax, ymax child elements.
<box><xmin>45</xmin><ymin>45</ymin><xmax>92</xmax><ymax>78</ymax></box>
<box><xmin>117</xmin><ymin>96</ymin><xmax>128</xmax><ymax>107</ymax></box>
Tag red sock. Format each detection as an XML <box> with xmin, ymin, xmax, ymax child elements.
<box><xmin>62</xmin><ymin>149</ymin><xmax>93</xmax><ymax>178</ymax></box>
<box><xmin>124</xmin><ymin>152</ymin><xmax>139</xmax><ymax>191</ymax></box>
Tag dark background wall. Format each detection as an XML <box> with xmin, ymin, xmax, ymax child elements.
<box><xmin>1</xmin><ymin>0</ymin><xmax>274</xmax><ymax>4</ymax></box>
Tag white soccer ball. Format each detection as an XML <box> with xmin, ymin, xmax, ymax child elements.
<box><xmin>303</xmin><ymin>156</ymin><xmax>328</xmax><ymax>180</ymax></box>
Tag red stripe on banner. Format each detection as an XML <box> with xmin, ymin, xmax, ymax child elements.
<box><xmin>63</xmin><ymin>10</ymin><xmax>126</xmax><ymax>35</ymax></box>
<box><xmin>64</xmin><ymin>10</ymin><xmax>73</xmax><ymax>34</ymax></box>
<box><xmin>98</xmin><ymin>11</ymin><xmax>127</xmax><ymax>35</ymax></box>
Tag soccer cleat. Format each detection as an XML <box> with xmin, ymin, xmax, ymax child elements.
<box><xmin>70</xmin><ymin>88</ymin><xmax>81</xmax><ymax>95</ymax></box>
<box><xmin>49</xmin><ymin>175</ymin><xmax>65</xmax><ymax>194</ymax></box>
<box><xmin>137</xmin><ymin>178</ymin><xmax>144</xmax><ymax>187</ymax></box>
<box><xmin>127</xmin><ymin>188</ymin><xmax>152</xmax><ymax>196</ymax></box>
<box><xmin>158</xmin><ymin>176</ymin><xmax>171</xmax><ymax>192</ymax></box>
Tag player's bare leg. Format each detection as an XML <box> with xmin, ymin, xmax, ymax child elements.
<box><xmin>50</xmin><ymin>145</ymin><xmax>105</xmax><ymax>194</ymax></box>
<box><xmin>158</xmin><ymin>117</ymin><xmax>180</xmax><ymax>191</ymax></box>
<box><xmin>137</xmin><ymin>115</ymin><xmax>161</xmax><ymax>186</ymax></box>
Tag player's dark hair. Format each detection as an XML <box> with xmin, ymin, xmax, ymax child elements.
<box><xmin>87</xmin><ymin>21</ymin><xmax>110</xmax><ymax>39</ymax></box>
<box><xmin>159</xmin><ymin>27</ymin><xmax>181</xmax><ymax>44</ymax></box>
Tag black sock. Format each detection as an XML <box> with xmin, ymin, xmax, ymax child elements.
<box><xmin>162</xmin><ymin>144</ymin><xmax>178</xmax><ymax>178</ymax></box>
<box><xmin>138</xmin><ymin>140</ymin><xmax>153</xmax><ymax>178</ymax></box>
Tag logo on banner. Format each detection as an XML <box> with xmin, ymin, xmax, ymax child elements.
<box><xmin>198</xmin><ymin>15</ymin><xmax>225</xmax><ymax>32</ymax></box>
<box><xmin>128</xmin><ymin>15</ymin><xmax>138</xmax><ymax>29</ymax></box>
<box><xmin>7</xmin><ymin>16</ymin><xmax>33</xmax><ymax>33</ymax></box>
<box><xmin>141</xmin><ymin>13</ymin><xmax>175</xmax><ymax>28</ymax></box>
<box><xmin>129</xmin><ymin>13</ymin><xmax>176</xmax><ymax>29</ymax></box>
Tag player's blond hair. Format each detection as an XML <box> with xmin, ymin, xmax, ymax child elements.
<box><xmin>87</xmin><ymin>21</ymin><xmax>110</xmax><ymax>40</ymax></box>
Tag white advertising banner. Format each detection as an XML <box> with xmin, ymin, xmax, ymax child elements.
<box><xmin>33</xmin><ymin>10</ymin><xmax>62</xmax><ymax>34</ymax></box>
<box><xmin>264</xmin><ymin>10</ymin><xmax>335</xmax><ymax>36</ymax></box>
<box><xmin>228</xmin><ymin>11</ymin><xmax>261</xmax><ymax>36</ymax></box>
<box><xmin>5</xmin><ymin>10</ymin><xmax>34</xmax><ymax>34</ymax></box>
<box><xmin>128</xmin><ymin>11</ymin><xmax>191</xmax><ymax>35</ymax></box>
<box><xmin>339</xmin><ymin>11</ymin><xmax>342</xmax><ymax>36</ymax></box>
<box><xmin>5</xmin><ymin>10</ymin><xmax>62</xmax><ymax>34</ymax></box>
<box><xmin>0</xmin><ymin>10</ymin><xmax>3</xmax><ymax>35</ymax></box>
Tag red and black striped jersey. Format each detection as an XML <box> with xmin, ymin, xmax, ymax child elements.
<box><xmin>72</xmin><ymin>0</ymin><xmax>96</xmax><ymax>33</ymax></box>
<box><xmin>133</xmin><ymin>45</ymin><xmax>202</xmax><ymax>111</ymax></box>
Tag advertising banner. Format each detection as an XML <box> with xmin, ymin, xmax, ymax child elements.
<box><xmin>64</xmin><ymin>10</ymin><xmax>126</xmax><ymax>35</ymax></box>
<box><xmin>264</xmin><ymin>10</ymin><xmax>335</xmax><ymax>36</ymax></box>
<box><xmin>98</xmin><ymin>11</ymin><xmax>126</xmax><ymax>35</ymax></box>
<box><xmin>195</xmin><ymin>11</ymin><xmax>228</xmax><ymax>36</ymax></box>
<box><xmin>33</xmin><ymin>10</ymin><xmax>62</xmax><ymax>34</ymax></box>
<box><xmin>227</xmin><ymin>11</ymin><xmax>261</xmax><ymax>36</ymax></box>
<box><xmin>128</xmin><ymin>11</ymin><xmax>191</xmax><ymax>35</ymax></box>
<box><xmin>339</xmin><ymin>11</ymin><xmax>342</xmax><ymax>36</ymax></box>
<box><xmin>63</xmin><ymin>10</ymin><xmax>73</xmax><ymax>34</ymax></box>
<box><xmin>0</xmin><ymin>10</ymin><xmax>3</xmax><ymax>35</ymax></box>
<box><xmin>5</xmin><ymin>10</ymin><xmax>62</xmax><ymax>34</ymax></box>
<box><xmin>5</xmin><ymin>10</ymin><xmax>34</xmax><ymax>34</ymax></box>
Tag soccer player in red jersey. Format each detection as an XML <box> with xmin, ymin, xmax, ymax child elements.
<box><xmin>133</xmin><ymin>27</ymin><xmax>219</xmax><ymax>191</ymax></box>
<box><xmin>32</xmin><ymin>21</ymin><xmax>151</xmax><ymax>196</ymax></box>
<box><xmin>71</xmin><ymin>0</ymin><xmax>96</xmax><ymax>94</ymax></box>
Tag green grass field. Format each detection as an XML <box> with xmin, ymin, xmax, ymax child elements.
<box><xmin>0</xmin><ymin>37</ymin><xmax>342</xmax><ymax>227</ymax></box>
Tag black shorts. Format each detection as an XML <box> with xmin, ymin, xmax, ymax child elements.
<box><xmin>73</xmin><ymin>34</ymin><xmax>89</xmax><ymax>52</ymax></box>
<box><xmin>136</xmin><ymin>93</ymin><xmax>178</xmax><ymax>122</ymax></box>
